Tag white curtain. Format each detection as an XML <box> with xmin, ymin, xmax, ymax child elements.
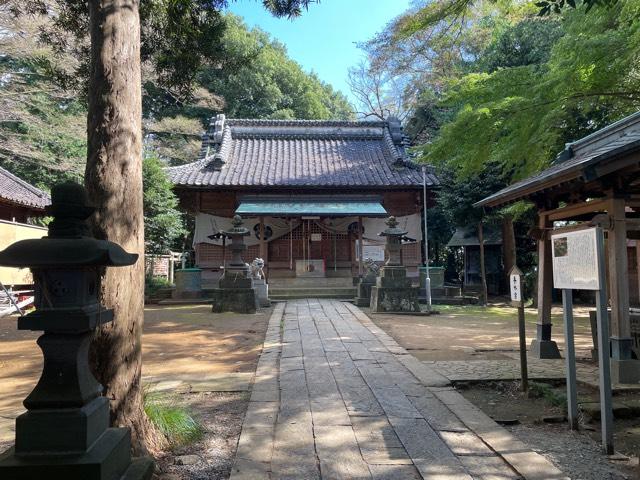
<box><xmin>193</xmin><ymin>213</ymin><xmax>423</xmax><ymax>248</ymax></box>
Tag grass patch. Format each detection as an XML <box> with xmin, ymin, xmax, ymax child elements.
<box><xmin>144</xmin><ymin>390</ymin><xmax>203</xmax><ymax>447</ymax></box>
<box><xmin>529</xmin><ymin>382</ymin><xmax>567</xmax><ymax>411</ymax></box>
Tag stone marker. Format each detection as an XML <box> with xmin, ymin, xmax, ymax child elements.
<box><xmin>370</xmin><ymin>217</ymin><xmax>420</xmax><ymax>313</ymax></box>
<box><xmin>211</xmin><ymin>215</ymin><xmax>259</xmax><ymax>313</ymax></box>
<box><xmin>354</xmin><ymin>258</ymin><xmax>379</xmax><ymax>307</ymax></box>
<box><xmin>0</xmin><ymin>182</ymin><xmax>153</xmax><ymax>480</ymax></box>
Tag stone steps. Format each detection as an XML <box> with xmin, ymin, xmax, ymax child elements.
<box><xmin>268</xmin><ymin>277</ymin><xmax>355</xmax><ymax>288</ymax></box>
<box><xmin>269</xmin><ymin>287</ymin><xmax>356</xmax><ymax>300</ymax></box>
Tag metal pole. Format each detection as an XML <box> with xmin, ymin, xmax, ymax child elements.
<box><xmin>595</xmin><ymin>226</ymin><xmax>614</xmax><ymax>454</ymax></box>
<box><xmin>422</xmin><ymin>166</ymin><xmax>432</xmax><ymax>310</ymax></box>
<box><xmin>562</xmin><ymin>288</ymin><xmax>578</xmax><ymax>430</ymax></box>
<box><xmin>517</xmin><ymin>301</ymin><xmax>528</xmax><ymax>393</ymax></box>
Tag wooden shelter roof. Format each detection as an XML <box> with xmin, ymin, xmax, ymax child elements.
<box><xmin>476</xmin><ymin>111</ymin><xmax>640</xmax><ymax>209</ymax></box>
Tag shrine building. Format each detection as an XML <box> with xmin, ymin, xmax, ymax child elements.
<box><xmin>168</xmin><ymin>115</ymin><xmax>438</xmax><ymax>291</ymax></box>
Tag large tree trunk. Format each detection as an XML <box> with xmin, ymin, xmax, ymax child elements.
<box><xmin>86</xmin><ymin>0</ymin><xmax>162</xmax><ymax>455</ymax></box>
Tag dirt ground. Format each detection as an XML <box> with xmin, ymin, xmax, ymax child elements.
<box><xmin>0</xmin><ymin>304</ymin><xmax>270</xmax><ymax>458</ymax></box>
<box><xmin>366</xmin><ymin>302</ymin><xmax>595</xmax><ymax>361</ymax></box>
<box><xmin>461</xmin><ymin>381</ymin><xmax>640</xmax><ymax>480</ymax></box>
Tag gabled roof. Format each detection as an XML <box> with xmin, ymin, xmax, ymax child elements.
<box><xmin>0</xmin><ymin>166</ymin><xmax>50</xmax><ymax>210</ymax></box>
<box><xmin>167</xmin><ymin>115</ymin><xmax>438</xmax><ymax>189</ymax></box>
<box><xmin>446</xmin><ymin>225</ymin><xmax>502</xmax><ymax>247</ymax></box>
<box><xmin>477</xmin><ymin>111</ymin><xmax>640</xmax><ymax>208</ymax></box>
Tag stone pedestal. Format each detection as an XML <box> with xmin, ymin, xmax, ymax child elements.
<box><xmin>172</xmin><ymin>268</ymin><xmax>202</xmax><ymax>299</ymax></box>
<box><xmin>529</xmin><ymin>322</ymin><xmax>561</xmax><ymax>359</ymax></box>
<box><xmin>355</xmin><ymin>279</ymin><xmax>375</xmax><ymax>307</ymax></box>
<box><xmin>370</xmin><ymin>266</ymin><xmax>420</xmax><ymax>313</ymax></box>
<box><xmin>253</xmin><ymin>278</ymin><xmax>270</xmax><ymax>307</ymax></box>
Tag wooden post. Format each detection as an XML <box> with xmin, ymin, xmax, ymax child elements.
<box><xmin>259</xmin><ymin>216</ymin><xmax>266</xmax><ymax>279</ymax></box>
<box><xmin>607</xmin><ymin>197</ymin><xmax>631</xmax><ymax>351</ymax></box>
<box><xmin>478</xmin><ymin>221</ymin><xmax>488</xmax><ymax>305</ymax></box>
<box><xmin>358</xmin><ymin>216</ymin><xmax>364</xmax><ymax>276</ymax></box>
<box><xmin>530</xmin><ymin>213</ymin><xmax>560</xmax><ymax>358</ymax></box>
<box><xmin>562</xmin><ymin>289</ymin><xmax>579</xmax><ymax>430</ymax></box>
<box><xmin>503</xmin><ymin>216</ymin><xmax>517</xmax><ymax>278</ymax></box>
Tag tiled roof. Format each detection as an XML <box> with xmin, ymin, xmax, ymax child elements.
<box><xmin>168</xmin><ymin>116</ymin><xmax>437</xmax><ymax>188</ymax></box>
<box><xmin>0</xmin><ymin>166</ymin><xmax>50</xmax><ymax>210</ymax></box>
<box><xmin>477</xmin><ymin>111</ymin><xmax>640</xmax><ymax>208</ymax></box>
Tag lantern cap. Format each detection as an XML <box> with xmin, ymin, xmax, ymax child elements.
<box><xmin>0</xmin><ymin>182</ymin><xmax>138</xmax><ymax>268</ymax></box>
<box><xmin>222</xmin><ymin>215</ymin><xmax>250</xmax><ymax>237</ymax></box>
<box><xmin>379</xmin><ymin>216</ymin><xmax>408</xmax><ymax>237</ymax></box>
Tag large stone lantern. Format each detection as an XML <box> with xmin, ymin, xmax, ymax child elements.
<box><xmin>0</xmin><ymin>183</ymin><xmax>153</xmax><ymax>479</ymax></box>
<box><xmin>370</xmin><ymin>216</ymin><xmax>420</xmax><ymax>313</ymax></box>
<box><xmin>211</xmin><ymin>215</ymin><xmax>258</xmax><ymax>313</ymax></box>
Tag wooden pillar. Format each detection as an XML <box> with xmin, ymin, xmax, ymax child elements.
<box><xmin>478</xmin><ymin>221</ymin><xmax>488</xmax><ymax>305</ymax></box>
<box><xmin>358</xmin><ymin>216</ymin><xmax>364</xmax><ymax>276</ymax></box>
<box><xmin>607</xmin><ymin>197</ymin><xmax>632</xmax><ymax>359</ymax></box>
<box><xmin>531</xmin><ymin>212</ymin><xmax>561</xmax><ymax>358</ymax></box>
<box><xmin>259</xmin><ymin>216</ymin><xmax>266</xmax><ymax>277</ymax></box>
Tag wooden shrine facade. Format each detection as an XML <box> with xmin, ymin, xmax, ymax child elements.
<box><xmin>168</xmin><ymin>115</ymin><xmax>439</xmax><ymax>284</ymax></box>
<box><xmin>477</xmin><ymin>111</ymin><xmax>640</xmax><ymax>384</ymax></box>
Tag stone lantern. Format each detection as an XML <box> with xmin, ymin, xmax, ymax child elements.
<box><xmin>370</xmin><ymin>216</ymin><xmax>420</xmax><ymax>313</ymax></box>
<box><xmin>0</xmin><ymin>183</ymin><xmax>153</xmax><ymax>479</ymax></box>
<box><xmin>211</xmin><ymin>215</ymin><xmax>258</xmax><ymax>313</ymax></box>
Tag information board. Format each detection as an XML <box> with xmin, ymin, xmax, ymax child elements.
<box><xmin>510</xmin><ymin>272</ymin><xmax>522</xmax><ymax>302</ymax></box>
<box><xmin>551</xmin><ymin>228</ymin><xmax>600</xmax><ymax>290</ymax></box>
<box><xmin>356</xmin><ymin>241</ymin><xmax>385</xmax><ymax>262</ymax></box>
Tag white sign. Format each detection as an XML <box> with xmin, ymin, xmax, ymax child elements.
<box><xmin>356</xmin><ymin>241</ymin><xmax>385</xmax><ymax>262</ymax></box>
<box><xmin>310</xmin><ymin>233</ymin><xmax>322</xmax><ymax>242</ymax></box>
<box><xmin>510</xmin><ymin>273</ymin><xmax>522</xmax><ymax>302</ymax></box>
<box><xmin>551</xmin><ymin>228</ymin><xmax>600</xmax><ymax>291</ymax></box>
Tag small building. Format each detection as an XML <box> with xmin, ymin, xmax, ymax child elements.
<box><xmin>446</xmin><ymin>225</ymin><xmax>504</xmax><ymax>296</ymax></box>
<box><xmin>168</xmin><ymin>115</ymin><xmax>438</xmax><ymax>288</ymax></box>
<box><xmin>0</xmin><ymin>166</ymin><xmax>49</xmax><ymax>286</ymax></box>
<box><xmin>477</xmin><ymin>110</ymin><xmax>640</xmax><ymax>383</ymax></box>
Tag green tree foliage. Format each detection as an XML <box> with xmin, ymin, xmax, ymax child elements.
<box><xmin>420</xmin><ymin>1</ymin><xmax>640</xmax><ymax>179</ymax></box>
<box><xmin>198</xmin><ymin>14</ymin><xmax>353</xmax><ymax>121</ymax></box>
<box><xmin>142</xmin><ymin>155</ymin><xmax>186</xmax><ymax>254</ymax></box>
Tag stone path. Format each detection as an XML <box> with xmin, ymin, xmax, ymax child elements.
<box><xmin>230</xmin><ymin>299</ymin><xmax>568</xmax><ymax>479</ymax></box>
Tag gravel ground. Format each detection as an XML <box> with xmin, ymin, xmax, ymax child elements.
<box><xmin>506</xmin><ymin>423</ymin><xmax>638</xmax><ymax>480</ymax></box>
<box><xmin>154</xmin><ymin>391</ymin><xmax>250</xmax><ymax>480</ymax></box>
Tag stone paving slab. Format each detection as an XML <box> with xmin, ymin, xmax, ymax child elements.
<box><xmin>230</xmin><ymin>300</ymin><xmax>568</xmax><ymax>480</ymax></box>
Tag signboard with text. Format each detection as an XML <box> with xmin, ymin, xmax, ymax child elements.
<box><xmin>356</xmin><ymin>241</ymin><xmax>385</xmax><ymax>262</ymax></box>
<box><xmin>510</xmin><ymin>269</ymin><xmax>522</xmax><ymax>303</ymax></box>
<box><xmin>551</xmin><ymin>228</ymin><xmax>600</xmax><ymax>291</ymax></box>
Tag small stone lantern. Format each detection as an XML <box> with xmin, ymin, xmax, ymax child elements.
<box><xmin>0</xmin><ymin>183</ymin><xmax>153</xmax><ymax>479</ymax></box>
<box><xmin>211</xmin><ymin>215</ymin><xmax>258</xmax><ymax>313</ymax></box>
<box><xmin>370</xmin><ymin>216</ymin><xmax>420</xmax><ymax>313</ymax></box>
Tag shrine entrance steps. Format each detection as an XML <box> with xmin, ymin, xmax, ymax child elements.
<box><xmin>230</xmin><ymin>299</ymin><xmax>568</xmax><ymax>480</ymax></box>
<box><xmin>268</xmin><ymin>277</ymin><xmax>356</xmax><ymax>301</ymax></box>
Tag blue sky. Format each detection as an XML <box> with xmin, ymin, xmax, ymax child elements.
<box><xmin>227</xmin><ymin>0</ymin><xmax>413</xmax><ymax>104</ymax></box>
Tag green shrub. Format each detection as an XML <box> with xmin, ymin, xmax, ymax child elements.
<box><xmin>145</xmin><ymin>276</ymin><xmax>173</xmax><ymax>297</ymax></box>
<box><xmin>144</xmin><ymin>391</ymin><xmax>203</xmax><ymax>447</ymax></box>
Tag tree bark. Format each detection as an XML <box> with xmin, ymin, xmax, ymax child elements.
<box><xmin>478</xmin><ymin>221</ymin><xmax>488</xmax><ymax>306</ymax></box>
<box><xmin>86</xmin><ymin>0</ymin><xmax>162</xmax><ymax>455</ymax></box>
<box><xmin>502</xmin><ymin>215</ymin><xmax>517</xmax><ymax>275</ymax></box>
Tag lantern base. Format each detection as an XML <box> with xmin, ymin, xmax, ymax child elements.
<box><xmin>211</xmin><ymin>287</ymin><xmax>258</xmax><ymax>314</ymax></box>
<box><xmin>0</xmin><ymin>428</ymin><xmax>153</xmax><ymax>480</ymax></box>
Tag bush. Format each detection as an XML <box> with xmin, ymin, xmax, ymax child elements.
<box><xmin>144</xmin><ymin>391</ymin><xmax>203</xmax><ymax>447</ymax></box>
<box><xmin>145</xmin><ymin>276</ymin><xmax>173</xmax><ymax>297</ymax></box>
